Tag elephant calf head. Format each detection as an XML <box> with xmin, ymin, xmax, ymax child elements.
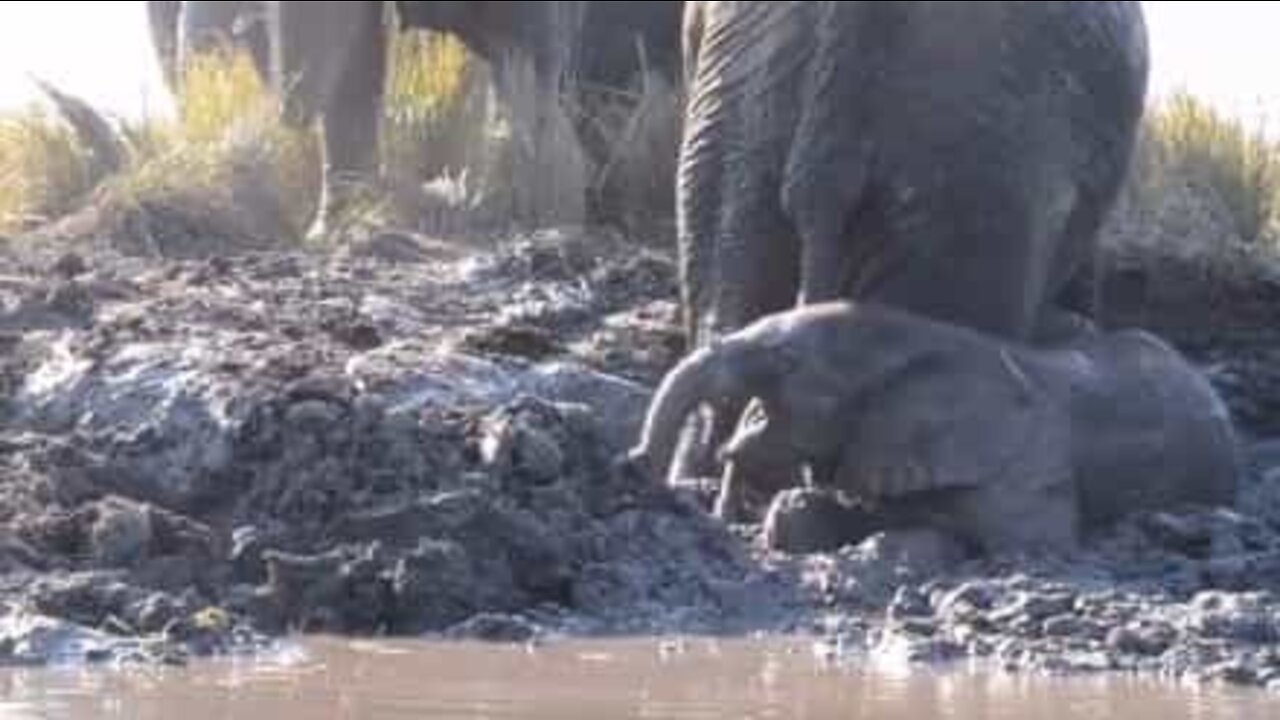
<box><xmin>628</xmin><ymin>300</ymin><xmax>1239</xmax><ymax>556</ymax></box>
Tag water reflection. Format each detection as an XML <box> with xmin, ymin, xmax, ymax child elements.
<box><xmin>0</xmin><ymin>636</ymin><xmax>1275</xmax><ymax>719</ymax></box>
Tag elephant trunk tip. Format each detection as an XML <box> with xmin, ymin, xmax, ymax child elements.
<box><xmin>612</xmin><ymin>444</ymin><xmax>663</xmax><ymax>488</ymax></box>
<box><xmin>624</xmin><ymin>338</ymin><xmax>756</xmax><ymax>487</ymax></box>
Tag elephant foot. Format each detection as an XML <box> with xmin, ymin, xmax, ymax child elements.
<box><xmin>308</xmin><ymin>173</ymin><xmax>381</xmax><ymax>242</ymax></box>
<box><xmin>713</xmin><ymin>465</ymin><xmax>748</xmax><ymax>523</ymax></box>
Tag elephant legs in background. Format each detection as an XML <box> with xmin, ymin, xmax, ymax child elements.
<box><xmin>308</xmin><ymin>2</ymin><xmax>387</xmax><ymax>240</ymax></box>
<box><xmin>148</xmin><ymin>1</ymin><xmax>183</xmax><ymax>89</ymax></box>
<box><xmin>180</xmin><ymin>0</ymin><xmax>270</xmax><ymax>77</ymax></box>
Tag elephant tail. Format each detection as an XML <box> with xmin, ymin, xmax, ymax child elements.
<box><xmin>624</xmin><ymin>334</ymin><xmax>772</xmax><ymax>483</ymax></box>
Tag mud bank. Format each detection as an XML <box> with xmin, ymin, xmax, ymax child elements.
<box><xmin>1</xmin><ymin>228</ymin><xmax>1279</xmax><ymax>690</ymax></box>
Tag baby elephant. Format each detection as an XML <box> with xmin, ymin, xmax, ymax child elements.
<box><xmin>623</xmin><ymin>301</ymin><xmax>1240</xmax><ymax>553</ymax></box>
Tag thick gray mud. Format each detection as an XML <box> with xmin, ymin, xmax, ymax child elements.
<box><xmin>1</xmin><ymin>228</ymin><xmax>1279</xmax><ymax>691</ymax></box>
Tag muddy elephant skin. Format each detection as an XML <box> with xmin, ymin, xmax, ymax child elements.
<box><xmin>671</xmin><ymin>1</ymin><xmax>1150</xmax><ymax>487</ymax></box>
<box><xmin>624</xmin><ymin>301</ymin><xmax>1239</xmax><ymax>552</ymax></box>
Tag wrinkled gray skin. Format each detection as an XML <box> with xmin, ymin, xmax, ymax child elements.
<box><xmin>671</xmin><ymin>2</ymin><xmax>1150</xmax><ymax>490</ymax></box>
<box><xmin>624</xmin><ymin>301</ymin><xmax>1240</xmax><ymax>553</ymax></box>
<box><xmin>266</xmin><ymin>1</ymin><xmax>683</xmax><ymax>237</ymax></box>
<box><xmin>147</xmin><ymin>1</ymin><xmax>270</xmax><ymax>90</ymax></box>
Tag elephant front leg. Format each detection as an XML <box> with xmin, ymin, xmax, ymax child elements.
<box><xmin>783</xmin><ymin>155</ymin><xmax>870</xmax><ymax>307</ymax></box>
<box><xmin>312</xmin><ymin>6</ymin><xmax>387</xmax><ymax>240</ymax></box>
<box><xmin>147</xmin><ymin>1</ymin><xmax>182</xmax><ymax>90</ymax></box>
<box><xmin>796</xmin><ymin>208</ymin><xmax>850</xmax><ymax>306</ymax></box>
<box><xmin>315</xmin><ymin>111</ymin><xmax>380</xmax><ymax>240</ymax></box>
<box><xmin>715</xmin><ymin>400</ymin><xmax>807</xmax><ymax>522</ymax></box>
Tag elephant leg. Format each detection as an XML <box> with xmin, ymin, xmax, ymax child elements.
<box><xmin>180</xmin><ymin>1</ymin><xmax>246</xmax><ymax>58</ymax></box>
<box><xmin>147</xmin><ymin>1</ymin><xmax>183</xmax><ymax>90</ymax></box>
<box><xmin>784</xmin><ymin>156</ymin><xmax>871</xmax><ymax>307</ymax></box>
<box><xmin>667</xmin><ymin>411</ymin><xmax>718</xmax><ymax>487</ymax></box>
<box><xmin>857</xmin><ymin>168</ymin><xmax>1072</xmax><ymax>343</ymax></box>
<box><xmin>714</xmin><ymin>401</ymin><xmax>806</xmax><ymax>522</ymax></box>
<box><xmin>312</xmin><ymin>3</ymin><xmax>387</xmax><ymax>240</ymax></box>
<box><xmin>1034</xmin><ymin>183</ymin><xmax>1120</xmax><ymax>346</ymax></box>
<box><xmin>178</xmin><ymin>2</ymin><xmax>271</xmax><ymax>84</ymax></box>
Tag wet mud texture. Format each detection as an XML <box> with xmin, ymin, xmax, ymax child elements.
<box><xmin>1</xmin><ymin>227</ymin><xmax>1280</xmax><ymax>690</ymax></box>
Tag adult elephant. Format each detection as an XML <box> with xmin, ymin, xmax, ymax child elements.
<box><xmin>266</xmin><ymin>1</ymin><xmax>684</xmax><ymax>237</ymax></box>
<box><xmin>669</xmin><ymin>1</ymin><xmax>1150</xmax><ymax>491</ymax></box>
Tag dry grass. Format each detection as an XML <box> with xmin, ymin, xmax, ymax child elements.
<box><xmin>116</xmin><ymin>49</ymin><xmax>320</xmax><ymax>236</ymax></box>
<box><xmin>0</xmin><ymin>29</ymin><xmax>602</xmax><ymax>246</ymax></box>
<box><xmin>0</xmin><ymin>24</ymin><xmax>688</xmax><ymax>247</ymax></box>
<box><xmin>0</xmin><ymin>48</ymin><xmax>319</xmax><ymax>244</ymax></box>
<box><xmin>38</xmin><ymin>37</ymin><xmax>1280</xmax><ymax>255</ymax></box>
<box><xmin>1134</xmin><ymin>92</ymin><xmax>1280</xmax><ymax>246</ymax></box>
<box><xmin>0</xmin><ymin>106</ymin><xmax>97</xmax><ymax>232</ymax></box>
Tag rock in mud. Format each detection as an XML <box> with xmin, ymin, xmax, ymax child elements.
<box><xmin>444</xmin><ymin>613</ymin><xmax>543</xmax><ymax>644</ymax></box>
<box><xmin>1184</xmin><ymin>592</ymin><xmax>1280</xmax><ymax>644</ymax></box>
<box><xmin>0</xmin><ymin>612</ymin><xmax>115</xmax><ymax>666</ymax></box>
<box><xmin>89</xmin><ymin>497</ymin><xmax>153</xmax><ymax>568</ymax></box>
<box><xmin>1106</xmin><ymin>620</ymin><xmax>1177</xmax><ymax>657</ymax></box>
<box><xmin>872</xmin><ymin>622</ymin><xmax>963</xmax><ymax>667</ymax></box>
<box><xmin>391</xmin><ymin>539</ymin><xmax>482</xmax><ymax>633</ymax></box>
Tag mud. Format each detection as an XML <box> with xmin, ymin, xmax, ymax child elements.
<box><xmin>1</xmin><ymin>224</ymin><xmax>1280</xmax><ymax>691</ymax></box>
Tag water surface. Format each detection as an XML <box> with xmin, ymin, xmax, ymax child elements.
<box><xmin>1</xmin><ymin>637</ymin><xmax>1274</xmax><ymax>719</ymax></box>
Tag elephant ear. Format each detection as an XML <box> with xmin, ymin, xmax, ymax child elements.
<box><xmin>839</xmin><ymin>347</ymin><xmax>1072</xmax><ymax>502</ymax></box>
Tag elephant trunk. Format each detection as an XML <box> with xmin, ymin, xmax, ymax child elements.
<box><xmin>626</xmin><ymin>336</ymin><xmax>768</xmax><ymax>484</ymax></box>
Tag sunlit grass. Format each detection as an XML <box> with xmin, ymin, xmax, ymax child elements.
<box><xmin>0</xmin><ymin>31</ymin><xmax>482</xmax><ymax>241</ymax></box>
<box><xmin>1138</xmin><ymin>91</ymin><xmax>1280</xmax><ymax>245</ymax></box>
<box><xmin>0</xmin><ymin>29</ymin><xmax>687</xmax><ymax>246</ymax></box>
<box><xmin>0</xmin><ymin>105</ymin><xmax>95</xmax><ymax>232</ymax></box>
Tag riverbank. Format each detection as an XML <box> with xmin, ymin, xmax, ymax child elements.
<box><xmin>1</xmin><ymin>223</ymin><xmax>1279</xmax><ymax>689</ymax></box>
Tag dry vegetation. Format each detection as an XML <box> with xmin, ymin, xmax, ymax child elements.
<box><xmin>1127</xmin><ymin>92</ymin><xmax>1280</xmax><ymax>248</ymax></box>
<box><xmin>1</xmin><ymin>43</ymin><xmax>1277</xmax><ymax>255</ymax></box>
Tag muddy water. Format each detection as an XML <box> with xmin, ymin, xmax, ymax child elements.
<box><xmin>1</xmin><ymin>638</ymin><xmax>1276</xmax><ymax>720</ymax></box>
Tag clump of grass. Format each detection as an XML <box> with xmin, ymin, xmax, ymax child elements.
<box><xmin>112</xmin><ymin>48</ymin><xmax>320</xmax><ymax>238</ymax></box>
<box><xmin>1139</xmin><ymin>92</ymin><xmax>1280</xmax><ymax>245</ymax></box>
<box><xmin>380</xmin><ymin>30</ymin><xmax>593</xmax><ymax>235</ymax></box>
<box><xmin>378</xmin><ymin>31</ymin><xmax>497</xmax><ymax>232</ymax></box>
<box><xmin>0</xmin><ymin>105</ymin><xmax>95</xmax><ymax>232</ymax></box>
<box><xmin>0</xmin><ymin>24</ymin><xmax>674</xmax><ymax>247</ymax></box>
<box><xmin>0</xmin><ymin>47</ymin><xmax>322</xmax><ymax>246</ymax></box>
<box><xmin>387</xmin><ymin>31</ymin><xmax>472</xmax><ymax>118</ymax></box>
